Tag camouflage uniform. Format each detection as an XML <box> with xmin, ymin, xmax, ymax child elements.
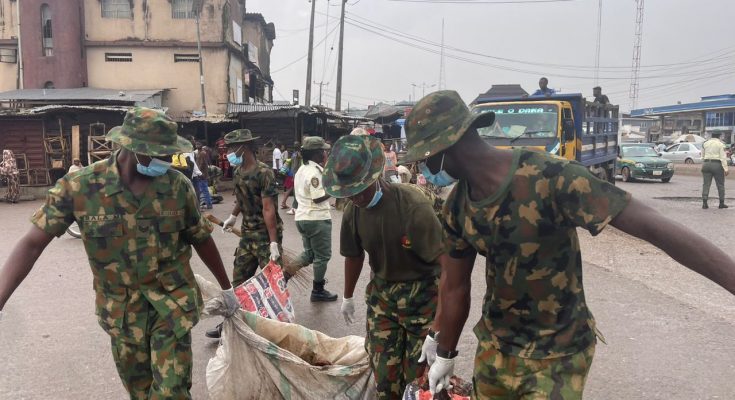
<box><xmin>31</xmin><ymin>108</ymin><xmax>210</xmax><ymax>399</ymax></box>
<box><xmin>227</xmin><ymin>129</ymin><xmax>283</xmax><ymax>286</ymax></box>
<box><xmin>325</xmin><ymin>136</ymin><xmax>443</xmax><ymax>400</ymax></box>
<box><xmin>1</xmin><ymin>149</ymin><xmax>20</xmax><ymax>203</ymax></box>
<box><xmin>405</xmin><ymin>91</ymin><xmax>632</xmax><ymax>399</ymax></box>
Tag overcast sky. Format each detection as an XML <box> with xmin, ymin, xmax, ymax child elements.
<box><xmin>250</xmin><ymin>0</ymin><xmax>735</xmax><ymax>112</ymax></box>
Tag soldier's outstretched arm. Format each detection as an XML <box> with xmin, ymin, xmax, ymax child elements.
<box><xmin>436</xmin><ymin>253</ymin><xmax>476</xmax><ymax>354</ymax></box>
<box><xmin>0</xmin><ymin>226</ymin><xmax>55</xmax><ymax>313</ymax></box>
<box><xmin>611</xmin><ymin>197</ymin><xmax>735</xmax><ymax>295</ymax></box>
<box><xmin>192</xmin><ymin>237</ymin><xmax>232</xmax><ymax>290</ymax></box>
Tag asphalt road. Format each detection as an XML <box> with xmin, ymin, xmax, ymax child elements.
<box><xmin>0</xmin><ymin>174</ymin><xmax>733</xmax><ymax>399</ymax></box>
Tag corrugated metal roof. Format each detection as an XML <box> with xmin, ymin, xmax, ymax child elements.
<box><xmin>227</xmin><ymin>103</ymin><xmax>301</xmax><ymax>113</ymax></box>
<box><xmin>0</xmin><ymin>88</ymin><xmax>164</xmax><ymax>103</ymax></box>
<box><xmin>0</xmin><ymin>104</ymin><xmax>133</xmax><ymax>116</ymax></box>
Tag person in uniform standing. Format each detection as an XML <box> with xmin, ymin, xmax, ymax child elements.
<box><xmin>0</xmin><ymin>149</ymin><xmax>20</xmax><ymax>203</ymax></box>
<box><xmin>401</xmin><ymin>91</ymin><xmax>735</xmax><ymax>399</ymax></box>
<box><xmin>208</xmin><ymin>129</ymin><xmax>283</xmax><ymax>339</ymax></box>
<box><xmin>293</xmin><ymin>136</ymin><xmax>338</xmax><ymax>302</ymax></box>
<box><xmin>324</xmin><ymin>135</ymin><xmax>445</xmax><ymax>400</ymax></box>
<box><xmin>701</xmin><ymin>135</ymin><xmax>729</xmax><ymax>209</ymax></box>
<box><xmin>0</xmin><ymin>107</ymin><xmax>240</xmax><ymax>399</ymax></box>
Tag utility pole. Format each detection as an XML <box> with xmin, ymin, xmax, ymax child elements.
<box><xmin>335</xmin><ymin>0</ymin><xmax>347</xmax><ymax>111</ymax></box>
<box><xmin>314</xmin><ymin>81</ymin><xmax>329</xmax><ymax>106</ymax></box>
<box><xmin>305</xmin><ymin>0</ymin><xmax>317</xmax><ymax>107</ymax></box>
<box><xmin>193</xmin><ymin>0</ymin><xmax>208</xmax><ymax>142</ymax></box>
<box><xmin>629</xmin><ymin>0</ymin><xmax>645</xmax><ymax>110</ymax></box>
<box><xmin>412</xmin><ymin>83</ymin><xmax>436</xmax><ymax>99</ymax></box>
<box><xmin>594</xmin><ymin>0</ymin><xmax>602</xmax><ymax>86</ymax></box>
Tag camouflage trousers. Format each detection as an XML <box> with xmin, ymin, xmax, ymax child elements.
<box><xmin>4</xmin><ymin>174</ymin><xmax>19</xmax><ymax>202</ymax></box>
<box><xmin>365</xmin><ymin>276</ymin><xmax>439</xmax><ymax>400</ymax></box>
<box><xmin>233</xmin><ymin>229</ymin><xmax>282</xmax><ymax>286</ymax></box>
<box><xmin>472</xmin><ymin>340</ymin><xmax>596</xmax><ymax>400</ymax></box>
<box><xmin>110</xmin><ymin>299</ymin><xmax>193</xmax><ymax>400</ymax></box>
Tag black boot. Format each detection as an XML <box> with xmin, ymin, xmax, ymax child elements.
<box><xmin>205</xmin><ymin>323</ymin><xmax>223</xmax><ymax>339</ymax></box>
<box><xmin>719</xmin><ymin>202</ymin><xmax>729</xmax><ymax>209</ymax></box>
<box><xmin>703</xmin><ymin>199</ymin><xmax>709</xmax><ymax>209</ymax></box>
<box><xmin>311</xmin><ymin>280</ymin><xmax>338</xmax><ymax>302</ymax></box>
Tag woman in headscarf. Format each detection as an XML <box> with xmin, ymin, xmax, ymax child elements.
<box><xmin>0</xmin><ymin>149</ymin><xmax>20</xmax><ymax>203</ymax></box>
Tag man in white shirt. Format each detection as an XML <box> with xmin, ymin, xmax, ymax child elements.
<box><xmin>294</xmin><ymin>136</ymin><xmax>338</xmax><ymax>302</ymax></box>
<box><xmin>701</xmin><ymin>135</ymin><xmax>729</xmax><ymax>209</ymax></box>
<box><xmin>272</xmin><ymin>144</ymin><xmax>282</xmax><ymax>173</ymax></box>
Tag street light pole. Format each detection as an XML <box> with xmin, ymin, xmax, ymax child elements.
<box><xmin>335</xmin><ymin>0</ymin><xmax>347</xmax><ymax>111</ymax></box>
<box><xmin>194</xmin><ymin>0</ymin><xmax>208</xmax><ymax>143</ymax></box>
<box><xmin>305</xmin><ymin>0</ymin><xmax>317</xmax><ymax>107</ymax></box>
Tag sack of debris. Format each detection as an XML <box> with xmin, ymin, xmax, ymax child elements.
<box><xmin>197</xmin><ymin>274</ymin><xmax>376</xmax><ymax>400</ymax></box>
<box><xmin>233</xmin><ymin>260</ymin><xmax>295</xmax><ymax>323</ymax></box>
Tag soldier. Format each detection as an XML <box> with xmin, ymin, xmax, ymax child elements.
<box><xmin>0</xmin><ymin>107</ymin><xmax>240</xmax><ymax>399</ymax></box>
<box><xmin>324</xmin><ymin>135</ymin><xmax>445</xmax><ymax>399</ymax></box>
<box><xmin>293</xmin><ymin>136</ymin><xmax>338</xmax><ymax>302</ymax></box>
<box><xmin>207</xmin><ymin>129</ymin><xmax>283</xmax><ymax>339</ymax></box>
<box><xmin>401</xmin><ymin>91</ymin><xmax>735</xmax><ymax>399</ymax></box>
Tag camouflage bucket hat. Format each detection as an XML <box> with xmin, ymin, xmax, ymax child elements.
<box><xmin>224</xmin><ymin>129</ymin><xmax>260</xmax><ymax>145</ymax></box>
<box><xmin>323</xmin><ymin>135</ymin><xmax>385</xmax><ymax>198</ymax></box>
<box><xmin>403</xmin><ymin>90</ymin><xmax>495</xmax><ymax>163</ymax></box>
<box><xmin>301</xmin><ymin>136</ymin><xmax>331</xmax><ymax>151</ymax></box>
<box><xmin>106</xmin><ymin>107</ymin><xmax>191</xmax><ymax>156</ymax></box>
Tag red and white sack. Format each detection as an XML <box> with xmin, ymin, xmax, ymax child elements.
<box><xmin>232</xmin><ymin>260</ymin><xmax>295</xmax><ymax>323</ymax></box>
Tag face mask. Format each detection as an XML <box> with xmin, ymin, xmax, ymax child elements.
<box><xmin>419</xmin><ymin>154</ymin><xmax>457</xmax><ymax>187</ymax></box>
<box><xmin>135</xmin><ymin>153</ymin><xmax>170</xmax><ymax>177</ymax></box>
<box><xmin>365</xmin><ymin>181</ymin><xmax>383</xmax><ymax>208</ymax></box>
<box><xmin>227</xmin><ymin>146</ymin><xmax>245</xmax><ymax>167</ymax></box>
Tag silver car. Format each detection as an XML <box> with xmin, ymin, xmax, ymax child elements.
<box><xmin>660</xmin><ymin>142</ymin><xmax>702</xmax><ymax>164</ymax></box>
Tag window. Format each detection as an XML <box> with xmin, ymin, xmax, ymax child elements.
<box><xmin>172</xmin><ymin>0</ymin><xmax>195</xmax><ymax>19</ymax></box>
<box><xmin>174</xmin><ymin>53</ymin><xmax>199</xmax><ymax>62</ymax></box>
<box><xmin>105</xmin><ymin>52</ymin><xmax>133</xmax><ymax>62</ymax></box>
<box><xmin>678</xmin><ymin>144</ymin><xmax>690</xmax><ymax>152</ymax></box>
<box><xmin>44</xmin><ymin>81</ymin><xmax>54</xmax><ymax>89</ymax></box>
<box><xmin>0</xmin><ymin>48</ymin><xmax>17</xmax><ymax>63</ymax></box>
<box><xmin>102</xmin><ymin>0</ymin><xmax>132</xmax><ymax>19</ymax></box>
<box><xmin>41</xmin><ymin>4</ymin><xmax>53</xmax><ymax>57</ymax></box>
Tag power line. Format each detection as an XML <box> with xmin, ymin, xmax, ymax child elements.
<box><xmin>271</xmin><ymin>23</ymin><xmax>340</xmax><ymax>74</ymax></box>
<box><xmin>387</xmin><ymin>0</ymin><xmax>578</xmax><ymax>3</ymax></box>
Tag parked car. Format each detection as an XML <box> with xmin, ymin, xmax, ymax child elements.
<box><xmin>617</xmin><ymin>144</ymin><xmax>675</xmax><ymax>183</ymax></box>
<box><xmin>660</xmin><ymin>142</ymin><xmax>702</xmax><ymax>164</ymax></box>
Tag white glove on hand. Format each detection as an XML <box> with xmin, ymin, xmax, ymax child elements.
<box><xmin>222</xmin><ymin>214</ymin><xmax>237</xmax><ymax>233</ymax></box>
<box><xmin>429</xmin><ymin>355</ymin><xmax>456</xmax><ymax>395</ymax></box>
<box><xmin>222</xmin><ymin>288</ymin><xmax>240</xmax><ymax>318</ymax></box>
<box><xmin>269</xmin><ymin>242</ymin><xmax>280</xmax><ymax>261</ymax></box>
<box><xmin>418</xmin><ymin>334</ymin><xmax>438</xmax><ymax>366</ymax></box>
<box><xmin>341</xmin><ymin>297</ymin><xmax>355</xmax><ymax>325</ymax></box>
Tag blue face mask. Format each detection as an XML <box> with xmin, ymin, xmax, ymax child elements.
<box><xmin>365</xmin><ymin>182</ymin><xmax>383</xmax><ymax>208</ymax></box>
<box><xmin>419</xmin><ymin>154</ymin><xmax>457</xmax><ymax>187</ymax></box>
<box><xmin>135</xmin><ymin>153</ymin><xmax>170</xmax><ymax>177</ymax></box>
<box><xmin>227</xmin><ymin>146</ymin><xmax>243</xmax><ymax>166</ymax></box>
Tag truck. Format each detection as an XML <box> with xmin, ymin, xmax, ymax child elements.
<box><xmin>471</xmin><ymin>93</ymin><xmax>619</xmax><ymax>183</ymax></box>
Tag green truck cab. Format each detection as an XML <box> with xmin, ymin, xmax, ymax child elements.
<box><xmin>471</xmin><ymin>94</ymin><xmax>619</xmax><ymax>183</ymax></box>
<box><xmin>617</xmin><ymin>143</ymin><xmax>674</xmax><ymax>183</ymax></box>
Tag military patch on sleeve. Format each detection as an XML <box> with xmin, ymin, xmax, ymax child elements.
<box><xmin>311</xmin><ymin>177</ymin><xmax>320</xmax><ymax>188</ymax></box>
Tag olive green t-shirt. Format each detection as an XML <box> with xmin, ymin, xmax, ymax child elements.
<box><xmin>340</xmin><ymin>183</ymin><xmax>442</xmax><ymax>282</ymax></box>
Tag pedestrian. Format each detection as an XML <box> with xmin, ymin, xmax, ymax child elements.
<box><xmin>194</xmin><ymin>141</ymin><xmax>213</xmax><ymax>209</ymax></box>
<box><xmin>273</xmin><ymin>142</ymin><xmax>283</xmax><ymax>175</ymax></box>
<box><xmin>286</xmin><ymin>141</ymin><xmax>303</xmax><ymax>215</ymax></box>
<box><xmin>0</xmin><ymin>107</ymin><xmax>240</xmax><ymax>399</ymax></box>
<box><xmin>701</xmin><ymin>135</ymin><xmax>729</xmax><ymax>209</ymax></box>
<box><xmin>383</xmin><ymin>140</ymin><xmax>400</xmax><ymax>183</ymax></box>
<box><xmin>401</xmin><ymin>91</ymin><xmax>735</xmax><ymax>399</ymax></box>
<box><xmin>68</xmin><ymin>158</ymin><xmax>83</xmax><ymax>174</ymax></box>
<box><xmin>280</xmin><ymin>157</ymin><xmax>296</xmax><ymax>212</ymax></box>
<box><xmin>324</xmin><ymin>135</ymin><xmax>445</xmax><ymax>399</ymax></box>
<box><xmin>281</xmin><ymin>144</ymin><xmax>289</xmax><ymax>164</ymax></box>
<box><xmin>207</xmin><ymin>129</ymin><xmax>283</xmax><ymax>339</ymax></box>
<box><xmin>1</xmin><ymin>149</ymin><xmax>20</xmax><ymax>203</ymax></box>
<box><xmin>531</xmin><ymin>77</ymin><xmax>556</xmax><ymax>97</ymax></box>
<box><xmin>293</xmin><ymin>136</ymin><xmax>338</xmax><ymax>302</ymax></box>
<box><xmin>216</xmin><ymin>132</ymin><xmax>231</xmax><ymax>179</ymax></box>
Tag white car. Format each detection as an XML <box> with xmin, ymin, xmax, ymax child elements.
<box><xmin>660</xmin><ymin>142</ymin><xmax>703</xmax><ymax>164</ymax></box>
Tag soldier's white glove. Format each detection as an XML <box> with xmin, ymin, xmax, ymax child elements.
<box><xmin>222</xmin><ymin>288</ymin><xmax>240</xmax><ymax>318</ymax></box>
<box><xmin>341</xmin><ymin>297</ymin><xmax>356</xmax><ymax>325</ymax></box>
<box><xmin>269</xmin><ymin>242</ymin><xmax>280</xmax><ymax>261</ymax></box>
<box><xmin>418</xmin><ymin>333</ymin><xmax>438</xmax><ymax>366</ymax></box>
<box><xmin>222</xmin><ymin>214</ymin><xmax>237</xmax><ymax>233</ymax></box>
<box><xmin>429</xmin><ymin>355</ymin><xmax>455</xmax><ymax>395</ymax></box>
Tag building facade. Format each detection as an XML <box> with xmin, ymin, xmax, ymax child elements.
<box><xmin>0</xmin><ymin>0</ymin><xmax>276</xmax><ymax>117</ymax></box>
<box><xmin>632</xmin><ymin>95</ymin><xmax>735</xmax><ymax>143</ymax></box>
